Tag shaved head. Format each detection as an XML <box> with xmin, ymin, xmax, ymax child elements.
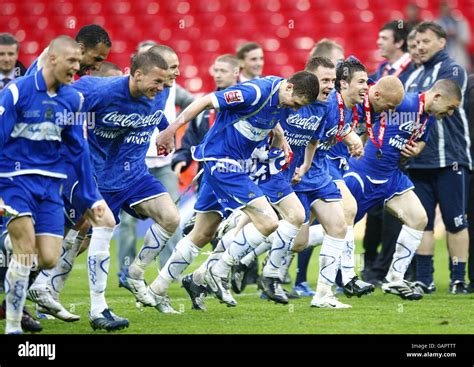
<box><xmin>425</xmin><ymin>78</ymin><xmax>462</xmax><ymax>118</ymax></box>
<box><xmin>370</xmin><ymin>75</ymin><xmax>405</xmax><ymax>112</ymax></box>
<box><xmin>48</xmin><ymin>35</ymin><xmax>81</xmax><ymax>55</ymax></box>
<box><xmin>45</xmin><ymin>35</ymin><xmax>82</xmax><ymax>85</ymax></box>
<box><xmin>431</xmin><ymin>79</ymin><xmax>462</xmax><ymax>101</ymax></box>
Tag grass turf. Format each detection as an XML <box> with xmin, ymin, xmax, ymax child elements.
<box><xmin>5</xmin><ymin>239</ymin><xmax>474</xmax><ymax>334</ymax></box>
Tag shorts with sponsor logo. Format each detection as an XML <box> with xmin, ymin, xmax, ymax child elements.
<box><xmin>343</xmin><ymin>168</ymin><xmax>414</xmax><ymax>224</ymax></box>
<box><xmin>194</xmin><ymin>161</ymin><xmax>265</xmax><ymax>215</ymax></box>
<box><xmin>0</xmin><ymin>175</ymin><xmax>64</xmax><ymax>237</ymax></box>
<box><xmin>258</xmin><ymin>172</ymin><xmax>294</xmax><ymax>205</ymax></box>
<box><xmin>295</xmin><ymin>180</ymin><xmax>342</xmax><ymax>223</ymax></box>
<box><xmin>408</xmin><ymin>167</ymin><xmax>469</xmax><ymax>232</ymax></box>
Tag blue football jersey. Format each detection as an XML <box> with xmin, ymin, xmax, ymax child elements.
<box><xmin>0</xmin><ymin>70</ymin><xmax>99</xmax><ymax>208</ymax></box>
<box><xmin>294</xmin><ymin>90</ymin><xmax>354</xmax><ymax>191</ymax></box>
<box><xmin>350</xmin><ymin>92</ymin><xmax>434</xmax><ymax>179</ymax></box>
<box><xmin>278</xmin><ymin>101</ymin><xmax>328</xmax><ymax>180</ymax></box>
<box><xmin>192</xmin><ymin>77</ymin><xmax>285</xmax><ymax>162</ymax></box>
<box><xmin>72</xmin><ymin>76</ymin><xmax>170</xmax><ymax>192</ymax></box>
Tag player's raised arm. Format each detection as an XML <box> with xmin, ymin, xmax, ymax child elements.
<box><xmin>156</xmin><ymin>94</ymin><xmax>213</xmax><ymax>155</ymax></box>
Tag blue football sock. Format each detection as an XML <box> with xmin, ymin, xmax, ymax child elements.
<box><xmin>295</xmin><ymin>247</ymin><xmax>313</xmax><ymax>286</ymax></box>
<box><xmin>415</xmin><ymin>254</ymin><xmax>433</xmax><ymax>285</ymax></box>
<box><xmin>451</xmin><ymin>260</ymin><xmax>466</xmax><ymax>283</ymax></box>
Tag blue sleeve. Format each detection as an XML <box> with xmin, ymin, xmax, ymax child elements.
<box><xmin>0</xmin><ymin>86</ymin><xmax>18</xmax><ymax>151</ymax></box>
<box><xmin>324</xmin><ymin>101</ymin><xmax>344</xmax><ymax>132</ymax></box>
<box><xmin>72</xmin><ymin>76</ymin><xmax>103</xmax><ymax>112</ymax></box>
<box><xmin>211</xmin><ymin>83</ymin><xmax>259</xmax><ymax>112</ymax></box>
<box><xmin>313</xmin><ymin>118</ymin><xmax>327</xmax><ymax>141</ymax></box>
<box><xmin>157</xmin><ymin>113</ymin><xmax>169</xmax><ymax>131</ymax></box>
<box><xmin>61</xmin><ymin>93</ymin><xmax>101</xmax><ymax>208</ymax></box>
<box><xmin>25</xmin><ymin>58</ymin><xmax>39</xmax><ymax>76</ymax></box>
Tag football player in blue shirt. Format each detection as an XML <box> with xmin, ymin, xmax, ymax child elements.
<box><xmin>70</xmin><ymin>49</ymin><xmax>182</xmax><ymax>321</ymax></box>
<box><xmin>225</xmin><ymin>57</ymin><xmax>363</xmax><ymax>307</ymax></box>
<box><xmin>154</xmin><ymin>71</ymin><xmax>319</xmax><ymax>307</ymax></box>
<box><xmin>29</xmin><ymin>48</ymin><xmax>179</xmax><ymax>330</ymax></box>
<box><xmin>343</xmin><ymin>79</ymin><xmax>462</xmax><ymax>300</ymax></box>
<box><xmin>24</xmin><ymin>25</ymin><xmax>117</xmax><ymax>325</ymax></box>
<box><xmin>290</xmin><ymin>58</ymin><xmax>371</xmax><ymax>308</ymax></box>
<box><xmin>0</xmin><ymin>36</ymin><xmax>105</xmax><ymax>334</ymax></box>
<box><xmin>305</xmin><ymin>67</ymin><xmax>404</xmax><ymax>297</ymax></box>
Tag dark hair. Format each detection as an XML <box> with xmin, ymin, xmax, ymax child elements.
<box><xmin>236</xmin><ymin>42</ymin><xmax>262</xmax><ymax>60</ymax></box>
<box><xmin>75</xmin><ymin>24</ymin><xmax>112</xmax><ymax>49</ymax></box>
<box><xmin>381</xmin><ymin>20</ymin><xmax>412</xmax><ymax>52</ymax></box>
<box><xmin>415</xmin><ymin>21</ymin><xmax>447</xmax><ymax>40</ymax></box>
<box><xmin>432</xmin><ymin>79</ymin><xmax>462</xmax><ymax>101</ymax></box>
<box><xmin>0</xmin><ymin>33</ymin><xmax>19</xmax><ymax>51</ymax></box>
<box><xmin>309</xmin><ymin>38</ymin><xmax>343</xmax><ymax>59</ymax></box>
<box><xmin>305</xmin><ymin>56</ymin><xmax>335</xmax><ymax>73</ymax></box>
<box><xmin>130</xmin><ymin>49</ymin><xmax>168</xmax><ymax>75</ymax></box>
<box><xmin>287</xmin><ymin>71</ymin><xmax>319</xmax><ymax>104</ymax></box>
<box><xmin>335</xmin><ymin>57</ymin><xmax>367</xmax><ymax>92</ymax></box>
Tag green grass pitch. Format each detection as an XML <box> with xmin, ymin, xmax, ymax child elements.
<box><xmin>5</xmin><ymin>239</ymin><xmax>473</xmax><ymax>334</ymax></box>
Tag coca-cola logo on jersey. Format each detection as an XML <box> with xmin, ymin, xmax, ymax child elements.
<box><xmin>286</xmin><ymin>114</ymin><xmax>322</xmax><ymax>131</ymax></box>
<box><xmin>101</xmin><ymin>110</ymin><xmax>164</xmax><ymax>128</ymax></box>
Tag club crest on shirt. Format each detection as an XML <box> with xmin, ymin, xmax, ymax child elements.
<box><xmin>224</xmin><ymin>90</ymin><xmax>244</xmax><ymax>104</ymax></box>
<box><xmin>44</xmin><ymin>107</ymin><xmax>54</xmax><ymax>121</ymax></box>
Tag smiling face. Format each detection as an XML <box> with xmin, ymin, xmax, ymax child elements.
<box><xmin>314</xmin><ymin>66</ymin><xmax>336</xmax><ymax>101</ymax></box>
<box><xmin>377</xmin><ymin>29</ymin><xmax>399</xmax><ymax>59</ymax></box>
<box><xmin>134</xmin><ymin>66</ymin><xmax>168</xmax><ymax>99</ymax></box>
<box><xmin>241</xmin><ymin>48</ymin><xmax>264</xmax><ymax>79</ymax></box>
<box><xmin>79</xmin><ymin>42</ymin><xmax>110</xmax><ymax>75</ymax></box>
<box><xmin>51</xmin><ymin>45</ymin><xmax>82</xmax><ymax>85</ymax></box>
<box><xmin>342</xmin><ymin>71</ymin><xmax>368</xmax><ymax>105</ymax></box>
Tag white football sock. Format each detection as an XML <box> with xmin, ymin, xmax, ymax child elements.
<box><xmin>316</xmin><ymin>234</ymin><xmax>345</xmax><ymax>296</ymax></box>
<box><xmin>341</xmin><ymin>225</ymin><xmax>356</xmax><ymax>285</ymax></box>
<box><xmin>129</xmin><ymin>223</ymin><xmax>172</xmax><ymax>279</ymax></box>
<box><xmin>212</xmin><ymin>223</ymin><xmax>266</xmax><ymax>278</ymax></box>
<box><xmin>263</xmin><ymin>221</ymin><xmax>299</xmax><ymax>278</ymax></box>
<box><xmin>279</xmin><ymin>250</ymin><xmax>295</xmax><ymax>282</ymax></box>
<box><xmin>240</xmin><ymin>234</ymin><xmax>273</xmax><ymax>267</ymax></box>
<box><xmin>192</xmin><ymin>233</ymin><xmax>233</xmax><ymax>286</ymax></box>
<box><xmin>5</xmin><ymin>258</ymin><xmax>32</xmax><ymax>334</ymax></box>
<box><xmin>308</xmin><ymin>224</ymin><xmax>325</xmax><ymax>248</ymax></box>
<box><xmin>151</xmin><ymin>236</ymin><xmax>200</xmax><ymax>295</ymax></box>
<box><xmin>386</xmin><ymin>225</ymin><xmax>423</xmax><ymax>283</ymax></box>
<box><xmin>48</xmin><ymin>230</ymin><xmax>83</xmax><ymax>298</ymax></box>
<box><xmin>88</xmin><ymin>227</ymin><xmax>113</xmax><ymax>317</ymax></box>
